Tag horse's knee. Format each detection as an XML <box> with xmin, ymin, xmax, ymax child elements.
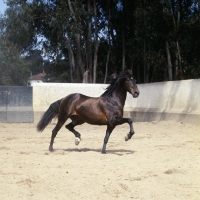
<box><xmin>127</xmin><ymin>118</ymin><xmax>133</xmax><ymax>124</ymax></box>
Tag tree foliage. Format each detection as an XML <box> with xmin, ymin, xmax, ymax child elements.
<box><xmin>0</xmin><ymin>35</ymin><xmax>30</xmax><ymax>85</ymax></box>
<box><xmin>0</xmin><ymin>0</ymin><xmax>199</xmax><ymax>85</ymax></box>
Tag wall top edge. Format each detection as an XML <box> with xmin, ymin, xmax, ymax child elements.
<box><xmin>31</xmin><ymin>79</ymin><xmax>199</xmax><ymax>87</ymax></box>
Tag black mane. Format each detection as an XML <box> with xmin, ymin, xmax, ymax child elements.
<box><xmin>101</xmin><ymin>72</ymin><xmax>132</xmax><ymax>97</ymax></box>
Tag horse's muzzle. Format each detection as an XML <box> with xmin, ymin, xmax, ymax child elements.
<box><xmin>132</xmin><ymin>91</ymin><xmax>139</xmax><ymax>98</ymax></box>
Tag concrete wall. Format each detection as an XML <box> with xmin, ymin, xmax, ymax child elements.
<box><xmin>125</xmin><ymin>79</ymin><xmax>200</xmax><ymax>125</ymax></box>
<box><xmin>32</xmin><ymin>79</ymin><xmax>200</xmax><ymax>125</ymax></box>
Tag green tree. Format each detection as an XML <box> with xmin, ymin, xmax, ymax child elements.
<box><xmin>0</xmin><ymin>36</ymin><xmax>30</xmax><ymax>85</ymax></box>
<box><xmin>1</xmin><ymin>0</ymin><xmax>199</xmax><ymax>84</ymax></box>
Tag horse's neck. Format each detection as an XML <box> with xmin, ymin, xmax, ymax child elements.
<box><xmin>112</xmin><ymin>86</ymin><xmax>127</xmax><ymax>107</ymax></box>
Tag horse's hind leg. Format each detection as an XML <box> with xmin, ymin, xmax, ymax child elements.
<box><xmin>65</xmin><ymin>116</ymin><xmax>84</xmax><ymax>145</ymax></box>
<box><xmin>49</xmin><ymin>116</ymin><xmax>68</xmax><ymax>151</ymax></box>
<box><xmin>65</xmin><ymin>123</ymin><xmax>81</xmax><ymax>145</ymax></box>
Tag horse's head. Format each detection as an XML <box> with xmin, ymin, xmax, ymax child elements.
<box><xmin>124</xmin><ymin>75</ymin><xmax>140</xmax><ymax>98</ymax></box>
<box><xmin>101</xmin><ymin>72</ymin><xmax>140</xmax><ymax>98</ymax></box>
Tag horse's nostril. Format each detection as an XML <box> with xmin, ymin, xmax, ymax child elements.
<box><xmin>134</xmin><ymin>91</ymin><xmax>139</xmax><ymax>96</ymax></box>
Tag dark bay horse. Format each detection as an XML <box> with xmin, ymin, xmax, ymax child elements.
<box><xmin>37</xmin><ymin>72</ymin><xmax>140</xmax><ymax>154</ymax></box>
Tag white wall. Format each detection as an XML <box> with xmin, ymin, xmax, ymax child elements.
<box><xmin>32</xmin><ymin>79</ymin><xmax>200</xmax><ymax>124</ymax></box>
<box><xmin>33</xmin><ymin>83</ymin><xmax>108</xmax><ymax>111</ymax></box>
<box><xmin>128</xmin><ymin>79</ymin><xmax>200</xmax><ymax>114</ymax></box>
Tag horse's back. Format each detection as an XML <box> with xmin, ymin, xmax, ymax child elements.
<box><xmin>60</xmin><ymin>93</ymin><xmax>90</xmax><ymax>109</ymax></box>
<box><xmin>62</xmin><ymin>93</ymin><xmax>97</xmax><ymax>103</ymax></box>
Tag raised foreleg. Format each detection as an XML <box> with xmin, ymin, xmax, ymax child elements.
<box><xmin>110</xmin><ymin>117</ymin><xmax>135</xmax><ymax>141</ymax></box>
<box><xmin>101</xmin><ymin>116</ymin><xmax>135</xmax><ymax>154</ymax></box>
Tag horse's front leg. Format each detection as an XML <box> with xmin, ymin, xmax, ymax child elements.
<box><xmin>101</xmin><ymin>126</ymin><xmax>114</xmax><ymax>154</ymax></box>
<box><xmin>112</xmin><ymin>117</ymin><xmax>135</xmax><ymax>141</ymax></box>
<box><xmin>124</xmin><ymin>118</ymin><xmax>135</xmax><ymax>141</ymax></box>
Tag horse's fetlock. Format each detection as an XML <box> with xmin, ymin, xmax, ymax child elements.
<box><xmin>74</xmin><ymin>131</ymin><xmax>81</xmax><ymax>139</ymax></box>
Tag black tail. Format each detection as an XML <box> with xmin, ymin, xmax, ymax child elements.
<box><xmin>37</xmin><ymin>99</ymin><xmax>62</xmax><ymax>132</ymax></box>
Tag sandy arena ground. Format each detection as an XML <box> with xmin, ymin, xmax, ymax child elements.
<box><xmin>0</xmin><ymin>120</ymin><xmax>200</xmax><ymax>200</ymax></box>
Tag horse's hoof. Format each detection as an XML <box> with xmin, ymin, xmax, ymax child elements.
<box><xmin>101</xmin><ymin>151</ymin><xmax>106</xmax><ymax>154</ymax></box>
<box><xmin>49</xmin><ymin>146</ymin><xmax>54</xmax><ymax>152</ymax></box>
<box><xmin>75</xmin><ymin>137</ymin><xmax>81</xmax><ymax>145</ymax></box>
<box><xmin>125</xmin><ymin>134</ymin><xmax>129</xmax><ymax>141</ymax></box>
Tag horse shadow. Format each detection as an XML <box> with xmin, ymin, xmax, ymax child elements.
<box><xmin>61</xmin><ymin>148</ymin><xmax>135</xmax><ymax>155</ymax></box>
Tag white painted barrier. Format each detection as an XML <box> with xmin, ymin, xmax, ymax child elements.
<box><xmin>130</xmin><ymin>79</ymin><xmax>200</xmax><ymax>114</ymax></box>
<box><xmin>33</xmin><ymin>79</ymin><xmax>200</xmax><ymax>125</ymax></box>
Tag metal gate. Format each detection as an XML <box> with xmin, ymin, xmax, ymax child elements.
<box><xmin>0</xmin><ymin>87</ymin><xmax>33</xmax><ymax>123</ymax></box>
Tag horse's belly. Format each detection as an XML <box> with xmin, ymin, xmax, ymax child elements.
<box><xmin>77</xmin><ymin>111</ymin><xmax>108</xmax><ymax>125</ymax></box>
<box><xmin>86</xmin><ymin>115</ymin><xmax>108</xmax><ymax>125</ymax></box>
<box><xmin>87</xmin><ymin>118</ymin><xmax>108</xmax><ymax>126</ymax></box>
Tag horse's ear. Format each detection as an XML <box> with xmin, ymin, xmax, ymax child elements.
<box><xmin>131</xmin><ymin>74</ymin><xmax>136</xmax><ymax>79</ymax></box>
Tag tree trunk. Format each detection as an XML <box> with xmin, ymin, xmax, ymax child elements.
<box><xmin>169</xmin><ymin>0</ymin><xmax>182</xmax><ymax>79</ymax></box>
<box><xmin>66</xmin><ymin>37</ymin><xmax>75</xmax><ymax>83</ymax></box>
<box><xmin>143</xmin><ymin>40</ymin><xmax>146</xmax><ymax>83</ymax></box>
<box><xmin>176</xmin><ymin>1</ymin><xmax>182</xmax><ymax>79</ymax></box>
<box><xmin>122</xmin><ymin>30</ymin><xmax>125</xmax><ymax>71</ymax></box>
<box><xmin>122</xmin><ymin>0</ymin><xmax>125</xmax><ymax>71</ymax></box>
<box><xmin>136</xmin><ymin>43</ymin><xmax>141</xmax><ymax>83</ymax></box>
<box><xmin>175</xmin><ymin>40</ymin><xmax>182</xmax><ymax>79</ymax></box>
<box><xmin>199</xmin><ymin>0</ymin><xmax>200</xmax><ymax>21</ymax></box>
<box><xmin>67</xmin><ymin>0</ymin><xmax>83</xmax><ymax>82</ymax></box>
<box><xmin>165</xmin><ymin>41</ymin><xmax>173</xmax><ymax>81</ymax></box>
<box><xmin>93</xmin><ymin>0</ymin><xmax>98</xmax><ymax>83</ymax></box>
<box><xmin>136</xmin><ymin>63</ymin><xmax>140</xmax><ymax>83</ymax></box>
<box><xmin>146</xmin><ymin>43</ymin><xmax>150</xmax><ymax>83</ymax></box>
<box><xmin>93</xmin><ymin>45</ymin><xmax>98</xmax><ymax>83</ymax></box>
<box><xmin>76</xmin><ymin>33</ymin><xmax>83</xmax><ymax>82</ymax></box>
<box><xmin>104</xmin><ymin>1</ymin><xmax>111</xmax><ymax>84</ymax></box>
<box><xmin>143</xmin><ymin>0</ymin><xmax>146</xmax><ymax>83</ymax></box>
<box><xmin>104</xmin><ymin>45</ymin><xmax>111</xmax><ymax>84</ymax></box>
<box><xmin>87</xmin><ymin>0</ymin><xmax>92</xmax><ymax>82</ymax></box>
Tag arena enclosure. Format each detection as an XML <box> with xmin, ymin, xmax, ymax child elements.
<box><xmin>0</xmin><ymin>79</ymin><xmax>199</xmax><ymax>125</ymax></box>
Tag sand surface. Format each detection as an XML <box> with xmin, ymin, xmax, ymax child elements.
<box><xmin>0</xmin><ymin>121</ymin><xmax>200</xmax><ymax>200</ymax></box>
